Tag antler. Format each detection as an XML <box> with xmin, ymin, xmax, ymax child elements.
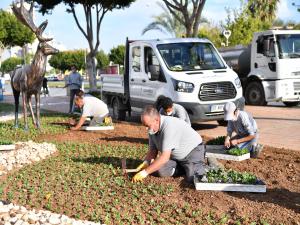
<box><xmin>12</xmin><ymin>0</ymin><xmax>52</xmax><ymax>42</ymax></box>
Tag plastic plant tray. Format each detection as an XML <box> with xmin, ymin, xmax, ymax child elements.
<box><xmin>81</xmin><ymin>126</ymin><xmax>114</xmax><ymax>131</ymax></box>
<box><xmin>0</xmin><ymin>144</ymin><xmax>15</xmax><ymax>151</ymax></box>
<box><xmin>194</xmin><ymin>176</ymin><xmax>266</xmax><ymax>193</ymax></box>
<box><xmin>205</xmin><ymin>145</ymin><xmax>250</xmax><ymax>161</ymax></box>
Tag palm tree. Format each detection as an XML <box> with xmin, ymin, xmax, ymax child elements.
<box><xmin>142</xmin><ymin>2</ymin><xmax>185</xmax><ymax>37</ymax></box>
<box><xmin>142</xmin><ymin>2</ymin><xmax>207</xmax><ymax>38</ymax></box>
<box><xmin>248</xmin><ymin>0</ymin><xmax>279</xmax><ymax>22</ymax></box>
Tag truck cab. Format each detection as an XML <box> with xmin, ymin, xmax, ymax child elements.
<box><xmin>250</xmin><ymin>30</ymin><xmax>300</xmax><ymax>106</ymax></box>
<box><xmin>101</xmin><ymin>38</ymin><xmax>244</xmax><ymax>123</ymax></box>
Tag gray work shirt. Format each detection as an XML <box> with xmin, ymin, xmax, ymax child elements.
<box><xmin>227</xmin><ymin>111</ymin><xmax>258</xmax><ymax>137</ymax></box>
<box><xmin>159</xmin><ymin>103</ymin><xmax>191</xmax><ymax>125</ymax></box>
<box><xmin>149</xmin><ymin>116</ymin><xmax>202</xmax><ymax>160</ymax></box>
<box><xmin>67</xmin><ymin>72</ymin><xmax>82</xmax><ymax>90</ymax></box>
<box><xmin>82</xmin><ymin>95</ymin><xmax>109</xmax><ymax>117</ymax></box>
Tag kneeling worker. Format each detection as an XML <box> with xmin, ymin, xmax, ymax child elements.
<box><xmin>132</xmin><ymin>105</ymin><xmax>206</xmax><ymax>183</ymax></box>
<box><xmin>71</xmin><ymin>91</ymin><xmax>109</xmax><ymax>131</ymax></box>
<box><xmin>223</xmin><ymin>102</ymin><xmax>263</xmax><ymax>158</ymax></box>
<box><xmin>159</xmin><ymin>97</ymin><xmax>191</xmax><ymax>125</ymax></box>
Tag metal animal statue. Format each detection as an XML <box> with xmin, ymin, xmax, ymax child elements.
<box><xmin>10</xmin><ymin>0</ymin><xmax>59</xmax><ymax>130</ymax></box>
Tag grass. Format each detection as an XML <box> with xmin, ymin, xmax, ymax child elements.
<box><xmin>0</xmin><ymin>112</ymin><xmax>69</xmax><ymax>142</ymax></box>
<box><xmin>0</xmin><ymin>103</ymin><xmax>21</xmax><ymax>114</ymax></box>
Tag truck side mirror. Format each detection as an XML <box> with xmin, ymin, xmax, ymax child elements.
<box><xmin>149</xmin><ymin>65</ymin><xmax>160</xmax><ymax>81</ymax></box>
<box><xmin>263</xmin><ymin>39</ymin><xmax>270</xmax><ymax>56</ymax></box>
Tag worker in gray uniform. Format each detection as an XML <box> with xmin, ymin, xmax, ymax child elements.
<box><xmin>65</xmin><ymin>65</ymin><xmax>83</xmax><ymax>113</ymax></box>
<box><xmin>159</xmin><ymin>97</ymin><xmax>191</xmax><ymax>125</ymax></box>
<box><xmin>223</xmin><ymin>101</ymin><xmax>263</xmax><ymax>158</ymax></box>
<box><xmin>132</xmin><ymin>105</ymin><xmax>207</xmax><ymax>183</ymax></box>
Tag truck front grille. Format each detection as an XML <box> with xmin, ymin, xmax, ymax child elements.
<box><xmin>294</xmin><ymin>82</ymin><xmax>300</xmax><ymax>91</ymax></box>
<box><xmin>199</xmin><ymin>82</ymin><xmax>236</xmax><ymax>101</ymax></box>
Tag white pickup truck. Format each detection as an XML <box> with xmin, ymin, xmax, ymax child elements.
<box><xmin>101</xmin><ymin>38</ymin><xmax>245</xmax><ymax>125</ymax></box>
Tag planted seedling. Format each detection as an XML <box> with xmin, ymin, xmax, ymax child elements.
<box><xmin>226</xmin><ymin>147</ymin><xmax>249</xmax><ymax>156</ymax></box>
<box><xmin>206</xmin><ymin>136</ymin><xmax>226</xmax><ymax>145</ymax></box>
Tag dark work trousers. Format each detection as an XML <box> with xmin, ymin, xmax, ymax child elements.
<box><xmin>69</xmin><ymin>89</ymin><xmax>79</xmax><ymax>113</ymax></box>
<box><xmin>156</xmin><ymin>144</ymin><xmax>206</xmax><ymax>183</ymax></box>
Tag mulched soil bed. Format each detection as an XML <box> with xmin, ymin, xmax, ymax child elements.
<box><xmin>34</xmin><ymin>121</ymin><xmax>300</xmax><ymax>224</ymax></box>
<box><xmin>0</xmin><ymin>119</ymin><xmax>297</xmax><ymax>224</ymax></box>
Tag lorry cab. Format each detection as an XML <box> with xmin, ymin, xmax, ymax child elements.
<box><xmin>101</xmin><ymin>38</ymin><xmax>245</xmax><ymax>123</ymax></box>
<box><xmin>250</xmin><ymin>30</ymin><xmax>300</xmax><ymax>106</ymax></box>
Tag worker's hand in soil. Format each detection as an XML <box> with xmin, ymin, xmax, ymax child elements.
<box><xmin>132</xmin><ymin>170</ymin><xmax>148</xmax><ymax>182</ymax></box>
<box><xmin>136</xmin><ymin>161</ymin><xmax>149</xmax><ymax>172</ymax></box>
<box><xmin>230</xmin><ymin>139</ymin><xmax>239</xmax><ymax>146</ymax></box>
<box><xmin>69</xmin><ymin>119</ymin><xmax>76</xmax><ymax>126</ymax></box>
<box><xmin>224</xmin><ymin>139</ymin><xmax>231</xmax><ymax>148</ymax></box>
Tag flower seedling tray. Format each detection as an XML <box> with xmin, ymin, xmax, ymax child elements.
<box><xmin>205</xmin><ymin>145</ymin><xmax>250</xmax><ymax>161</ymax></box>
<box><xmin>194</xmin><ymin>176</ymin><xmax>266</xmax><ymax>193</ymax></box>
<box><xmin>0</xmin><ymin>144</ymin><xmax>15</xmax><ymax>151</ymax></box>
<box><xmin>81</xmin><ymin>125</ymin><xmax>114</xmax><ymax>131</ymax></box>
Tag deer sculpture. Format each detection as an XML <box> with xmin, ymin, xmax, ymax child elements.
<box><xmin>11</xmin><ymin>0</ymin><xmax>59</xmax><ymax>130</ymax></box>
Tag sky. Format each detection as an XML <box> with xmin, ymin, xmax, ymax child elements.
<box><xmin>0</xmin><ymin>0</ymin><xmax>300</xmax><ymax>53</ymax></box>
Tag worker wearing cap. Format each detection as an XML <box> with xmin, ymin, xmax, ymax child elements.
<box><xmin>132</xmin><ymin>105</ymin><xmax>206</xmax><ymax>183</ymax></box>
<box><xmin>159</xmin><ymin>97</ymin><xmax>191</xmax><ymax>125</ymax></box>
<box><xmin>223</xmin><ymin>102</ymin><xmax>263</xmax><ymax>158</ymax></box>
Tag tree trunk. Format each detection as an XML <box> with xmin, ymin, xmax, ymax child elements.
<box><xmin>86</xmin><ymin>52</ymin><xmax>97</xmax><ymax>91</ymax></box>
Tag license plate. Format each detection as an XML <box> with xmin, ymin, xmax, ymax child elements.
<box><xmin>210</xmin><ymin>104</ymin><xmax>224</xmax><ymax>112</ymax></box>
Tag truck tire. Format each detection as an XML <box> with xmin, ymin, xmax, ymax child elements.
<box><xmin>283</xmin><ymin>101</ymin><xmax>300</xmax><ymax>107</ymax></box>
<box><xmin>245</xmin><ymin>81</ymin><xmax>267</xmax><ymax>106</ymax></box>
<box><xmin>112</xmin><ymin>98</ymin><xmax>126</xmax><ymax>121</ymax></box>
<box><xmin>217</xmin><ymin>120</ymin><xmax>228</xmax><ymax>126</ymax></box>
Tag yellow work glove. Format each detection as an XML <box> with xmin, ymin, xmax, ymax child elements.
<box><xmin>136</xmin><ymin>161</ymin><xmax>149</xmax><ymax>172</ymax></box>
<box><xmin>104</xmin><ymin>116</ymin><xmax>112</xmax><ymax>125</ymax></box>
<box><xmin>132</xmin><ymin>170</ymin><xmax>148</xmax><ymax>182</ymax></box>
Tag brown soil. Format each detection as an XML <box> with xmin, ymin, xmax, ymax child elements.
<box><xmin>37</xmin><ymin>121</ymin><xmax>300</xmax><ymax>224</ymax></box>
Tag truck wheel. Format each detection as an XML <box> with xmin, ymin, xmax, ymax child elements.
<box><xmin>283</xmin><ymin>101</ymin><xmax>300</xmax><ymax>107</ymax></box>
<box><xmin>217</xmin><ymin>120</ymin><xmax>228</xmax><ymax>126</ymax></box>
<box><xmin>245</xmin><ymin>82</ymin><xmax>267</xmax><ymax>106</ymax></box>
<box><xmin>112</xmin><ymin>98</ymin><xmax>126</xmax><ymax>121</ymax></box>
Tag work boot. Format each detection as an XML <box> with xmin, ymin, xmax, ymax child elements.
<box><xmin>207</xmin><ymin>157</ymin><xmax>224</xmax><ymax>169</ymax></box>
<box><xmin>250</xmin><ymin>144</ymin><xmax>264</xmax><ymax>158</ymax></box>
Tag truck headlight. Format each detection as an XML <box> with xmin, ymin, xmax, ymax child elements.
<box><xmin>235</xmin><ymin>77</ymin><xmax>241</xmax><ymax>88</ymax></box>
<box><xmin>171</xmin><ymin>79</ymin><xmax>194</xmax><ymax>93</ymax></box>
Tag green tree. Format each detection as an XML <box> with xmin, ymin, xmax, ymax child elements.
<box><xmin>198</xmin><ymin>23</ymin><xmax>223</xmax><ymax>48</ymax></box>
<box><xmin>96</xmin><ymin>50</ymin><xmax>109</xmax><ymax>69</ymax></box>
<box><xmin>0</xmin><ymin>57</ymin><xmax>23</xmax><ymax>73</ymax></box>
<box><xmin>109</xmin><ymin>45</ymin><xmax>125</xmax><ymax>65</ymax></box>
<box><xmin>0</xmin><ymin>10</ymin><xmax>35</xmax><ymax>48</ymax></box>
<box><xmin>31</xmin><ymin>0</ymin><xmax>135</xmax><ymax>90</ymax></box>
<box><xmin>49</xmin><ymin>50</ymin><xmax>85</xmax><ymax>73</ymax></box>
<box><xmin>222</xmin><ymin>1</ymin><xmax>271</xmax><ymax>46</ymax></box>
<box><xmin>161</xmin><ymin>0</ymin><xmax>207</xmax><ymax>37</ymax></box>
<box><xmin>248</xmin><ymin>0</ymin><xmax>279</xmax><ymax>23</ymax></box>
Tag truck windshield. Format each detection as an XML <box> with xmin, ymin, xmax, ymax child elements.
<box><xmin>277</xmin><ymin>34</ymin><xmax>300</xmax><ymax>59</ymax></box>
<box><xmin>157</xmin><ymin>42</ymin><xmax>226</xmax><ymax>71</ymax></box>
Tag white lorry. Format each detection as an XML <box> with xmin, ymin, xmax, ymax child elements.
<box><xmin>220</xmin><ymin>29</ymin><xmax>300</xmax><ymax>106</ymax></box>
<box><xmin>100</xmin><ymin>38</ymin><xmax>244</xmax><ymax>124</ymax></box>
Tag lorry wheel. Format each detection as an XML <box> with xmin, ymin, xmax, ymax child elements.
<box><xmin>217</xmin><ymin>120</ymin><xmax>228</xmax><ymax>126</ymax></box>
<box><xmin>283</xmin><ymin>101</ymin><xmax>300</xmax><ymax>107</ymax></box>
<box><xmin>112</xmin><ymin>98</ymin><xmax>126</xmax><ymax>121</ymax></box>
<box><xmin>245</xmin><ymin>82</ymin><xmax>267</xmax><ymax>106</ymax></box>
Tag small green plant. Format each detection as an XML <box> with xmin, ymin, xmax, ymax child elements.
<box><xmin>206</xmin><ymin>136</ymin><xmax>226</xmax><ymax>145</ymax></box>
<box><xmin>0</xmin><ymin>140</ymin><xmax>13</xmax><ymax>145</ymax></box>
<box><xmin>226</xmin><ymin>147</ymin><xmax>249</xmax><ymax>156</ymax></box>
<box><xmin>204</xmin><ymin>168</ymin><xmax>258</xmax><ymax>184</ymax></box>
